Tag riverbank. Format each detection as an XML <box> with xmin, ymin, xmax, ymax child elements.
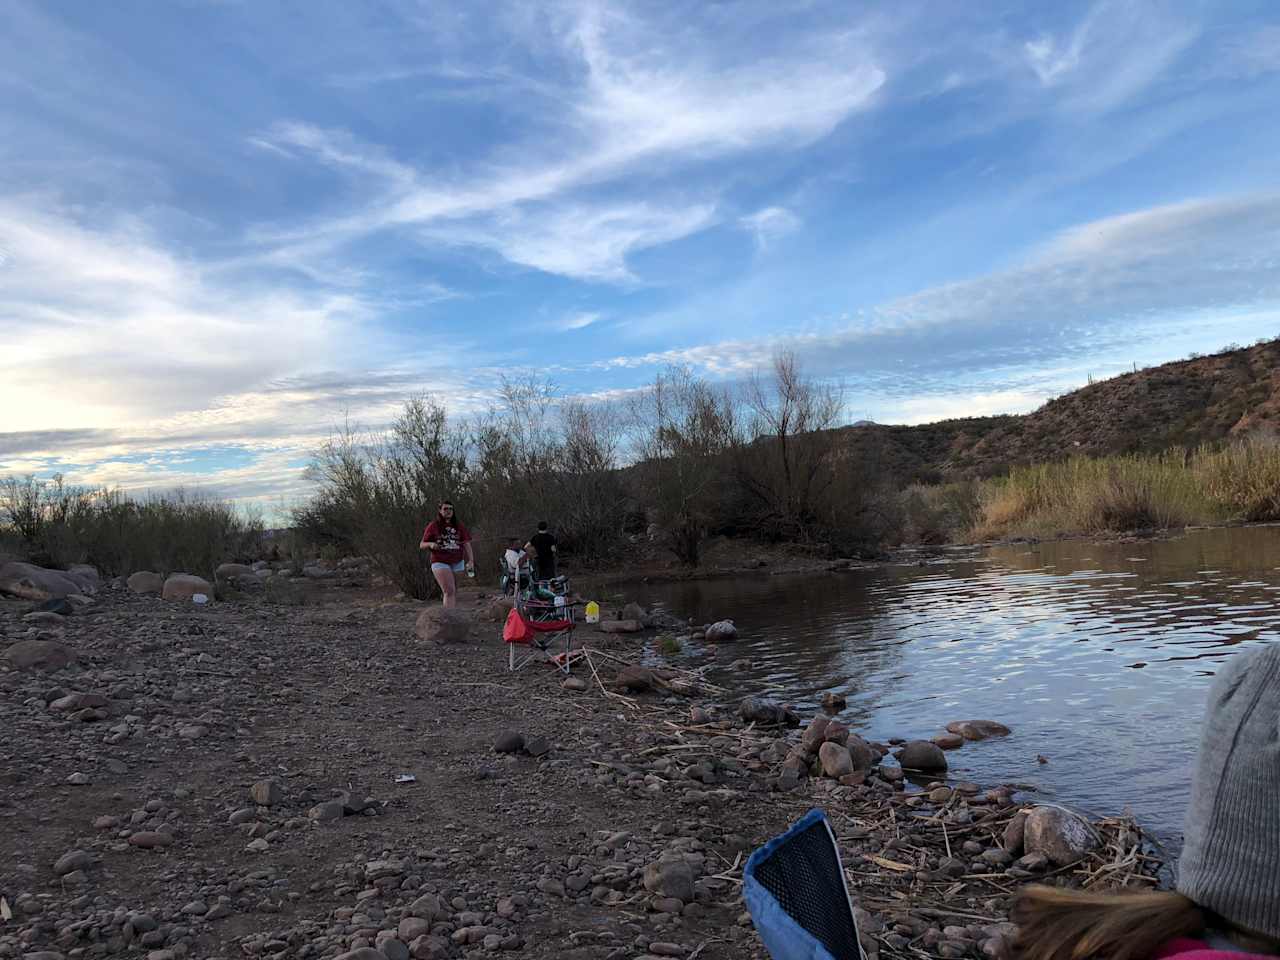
<box><xmin>1</xmin><ymin>575</ymin><xmax>1163</xmax><ymax>960</ymax></box>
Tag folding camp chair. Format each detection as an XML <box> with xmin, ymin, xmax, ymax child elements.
<box><xmin>502</xmin><ymin>581</ymin><xmax>581</xmax><ymax>674</ymax></box>
<box><xmin>744</xmin><ymin>808</ymin><xmax>865</xmax><ymax>960</ymax></box>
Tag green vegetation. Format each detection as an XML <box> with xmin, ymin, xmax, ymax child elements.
<box><xmin>0</xmin><ymin>475</ymin><xmax>264</xmax><ymax>577</ymax></box>
<box><xmin>656</xmin><ymin>633</ymin><xmax>683</xmax><ymax>655</ymax></box>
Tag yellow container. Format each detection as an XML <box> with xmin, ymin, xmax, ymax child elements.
<box><xmin>584</xmin><ymin>600</ymin><xmax>600</xmax><ymax>623</ymax></box>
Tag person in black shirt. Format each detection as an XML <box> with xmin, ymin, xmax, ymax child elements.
<box><xmin>525</xmin><ymin>521</ymin><xmax>557</xmax><ymax>581</ymax></box>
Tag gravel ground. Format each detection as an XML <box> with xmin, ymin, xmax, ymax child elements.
<box><xmin>1</xmin><ymin>570</ymin><xmax>1159</xmax><ymax>960</ymax></box>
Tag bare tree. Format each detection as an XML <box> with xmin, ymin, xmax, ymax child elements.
<box><xmin>736</xmin><ymin>350</ymin><xmax>844</xmax><ymax>540</ymax></box>
<box><xmin>630</xmin><ymin>367</ymin><xmax>736</xmax><ymax>565</ymax></box>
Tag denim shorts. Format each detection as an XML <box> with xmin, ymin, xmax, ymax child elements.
<box><xmin>431</xmin><ymin>560</ymin><xmax>466</xmax><ymax>574</ymax></box>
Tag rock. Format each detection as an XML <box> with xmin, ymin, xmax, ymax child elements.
<box><xmin>127</xmin><ymin>571</ymin><xmax>164</xmax><ymax>594</ymax></box>
<box><xmin>524</xmin><ymin>735</ymin><xmax>550</xmax><ymax>757</ymax></box>
<box><xmin>335</xmin><ymin>950</ymin><xmax>387</xmax><ymax>960</ymax></box>
<box><xmin>215</xmin><ymin>562</ymin><xmax>255</xmax><ymax>582</ymax></box>
<box><xmin>1023</xmin><ymin>806</ymin><xmax>1100</xmax><ymax>866</ymax></box>
<box><xmin>309</xmin><ymin>800</ymin><xmax>345</xmax><ymax>821</ymax></box>
<box><xmin>479</xmin><ymin>597</ymin><xmax>515</xmax><ymax>622</ymax></box>
<box><xmin>622</xmin><ymin>602</ymin><xmax>647</xmax><ymax>622</ymax></box>
<box><xmin>823</xmin><ymin>721</ymin><xmax>850</xmax><ymax>745</ymax></box>
<box><xmin>898</xmin><ymin>740</ymin><xmax>948</xmax><ymax>772</ymax></box>
<box><xmin>928</xmin><ymin>787</ymin><xmax>953</xmax><ymax>804</ymax></box>
<box><xmin>599</xmin><ymin>619</ymin><xmax>643</xmax><ymax>634</ymax></box>
<box><xmin>0</xmin><ymin>561</ymin><xmax>84</xmax><ymax>598</ymax></box>
<box><xmin>407</xmin><ymin>893</ymin><xmax>442</xmax><ymax>920</ymax></box>
<box><xmin>250</xmin><ymin>779</ymin><xmax>283</xmax><ymax>806</ymax></box>
<box><xmin>562</xmin><ymin>676</ymin><xmax>588</xmax><ymax>692</ymax></box>
<box><xmin>494</xmin><ymin>731</ymin><xmax>525</xmax><ymax>754</ymax></box>
<box><xmin>414</xmin><ymin>607</ymin><xmax>471</xmax><ymax>644</ymax></box>
<box><xmin>820</xmin><ymin>691</ymin><xmax>847</xmax><ymax>711</ymax></box>
<box><xmin>400</xmin><ymin>918</ymin><xmax>432</xmax><ymax>941</ymax></box>
<box><xmin>35</xmin><ymin>597</ymin><xmax>74</xmax><ymax>616</ymax></box>
<box><xmin>22</xmin><ymin>611</ymin><xmax>66</xmax><ymax>627</ymax></box>
<box><xmin>382</xmin><ymin>939</ymin><xmax>411</xmax><ymax>960</ymax></box>
<box><xmin>409</xmin><ymin>935</ymin><xmax>449</xmax><ymax>959</ymax></box>
<box><xmin>616</xmin><ymin>665</ymin><xmax>655</xmax><ymax>691</ymax></box>
<box><xmin>1016</xmin><ymin>851</ymin><xmax>1050</xmax><ymax>871</ymax></box>
<box><xmin>643</xmin><ymin>858</ymin><xmax>695</xmax><ymax>903</ymax></box>
<box><xmin>1003</xmin><ymin>810</ymin><xmax>1027</xmax><ymax>855</ymax></box>
<box><xmin>54</xmin><ymin>849</ymin><xmax>92</xmax><ymax>875</ymax></box>
<box><xmin>161</xmin><ymin>573</ymin><xmax>213</xmax><ymax>602</ymax></box>
<box><xmin>818</xmin><ymin>742</ymin><xmax>854</xmax><ymax>778</ymax></box>
<box><xmin>704</xmin><ymin>620</ymin><xmax>737</xmax><ymax>642</ymax></box>
<box><xmin>3</xmin><ymin>639</ymin><xmax>76</xmax><ymax>672</ymax></box>
<box><xmin>128</xmin><ymin>832</ymin><xmax>173</xmax><ymax>849</ymax></box>
<box><xmin>932</xmin><ymin>733</ymin><xmax>965</xmax><ymax>750</ymax></box>
<box><xmin>846</xmin><ymin>734</ymin><xmax>874</xmax><ymax>770</ymax></box>
<box><xmin>946</xmin><ymin>720</ymin><xmax>1011</xmax><ymax>741</ymax></box>
<box><xmin>739</xmin><ymin>697</ymin><xmax>799</xmax><ymax>727</ymax></box>
<box><xmin>800</xmin><ymin>715</ymin><xmax>831</xmax><ymax>752</ymax></box>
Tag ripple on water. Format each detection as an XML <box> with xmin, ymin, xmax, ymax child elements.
<box><xmin>624</xmin><ymin>526</ymin><xmax>1280</xmax><ymax>847</ymax></box>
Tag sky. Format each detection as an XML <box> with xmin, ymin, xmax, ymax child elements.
<box><xmin>2</xmin><ymin>0</ymin><xmax>1280</xmax><ymax>509</ymax></box>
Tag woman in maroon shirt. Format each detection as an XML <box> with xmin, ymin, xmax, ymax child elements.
<box><xmin>418</xmin><ymin>501</ymin><xmax>474</xmax><ymax>608</ymax></box>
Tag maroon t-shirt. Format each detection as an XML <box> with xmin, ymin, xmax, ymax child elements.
<box><xmin>422</xmin><ymin>519</ymin><xmax>471</xmax><ymax>565</ymax></box>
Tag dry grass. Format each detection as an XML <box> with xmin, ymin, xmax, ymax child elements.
<box><xmin>964</xmin><ymin>439</ymin><xmax>1280</xmax><ymax>541</ymax></box>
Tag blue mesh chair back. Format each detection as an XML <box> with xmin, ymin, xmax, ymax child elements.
<box><xmin>743</xmin><ymin>809</ymin><xmax>864</xmax><ymax>960</ymax></box>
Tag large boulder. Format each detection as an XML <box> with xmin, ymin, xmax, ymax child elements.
<box><xmin>898</xmin><ymin>740</ymin><xmax>948</xmax><ymax>773</ymax></box>
<box><xmin>800</xmin><ymin>715</ymin><xmax>831</xmax><ymax>753</ymax></box>
<box><xmin>1023</xmin><ymin>806</ymin><xmax>1100</xmax><ymax>866</ymax></box>
<box><xmin>4</xmin><ymin>639</ymin><xmax>77</xmax><ymax>672</ymax></box>
<box><xmin>127</xmin><ymin>571</ymin><xmax>164</xmax><ymax>595</ymax></box>
<box><xmin>621</xmin><ymin>602</ymin><xmax>648</xmax><ymax>623</ymax></box>
<box><xmin>414</xmin><ymin>607</ymin><xmax>471</xmax><ymax>644</ymax></box>
<box><xmin>818</xmin><ymin>742</ymin><xmax>854</xmax><ymax>778</ymax></box>
<box><xmin>162</xmin><ymin>573</ymin><xmax>213</xmax><ymax>602</ymax></box>
<box><xmin>847</xmin><ymin>734</ymin><xmax>875</xmax><ymax>770</ymax></box>
<box><xmin>66</xmin><ymin>564</ymin><xmax>100</xmax><ymax>592</ymax></box>
<box><xmin>946</xmin><ymin>720</ymin><xmax>1012</xmax><ymax>741</ymax></box>
<box><xmin>704</xmin><ymin>620</ymin><xmax>738</xmax><ymax>642</ymax></box>
<box><xmin>0</xmin><ymin>561</ymin><xmax>85</xmax><ymax>599</ymax></box>
<box><xmin>215</xmin><ymin>563</ymin><xmax>256</xmax><ymax>582</ymax></box>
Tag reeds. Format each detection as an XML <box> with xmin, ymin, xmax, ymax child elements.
<box><xmin>965</xmin><ymin>436</ymin><xmax>1280</xmax><ymax>541</ymax></box>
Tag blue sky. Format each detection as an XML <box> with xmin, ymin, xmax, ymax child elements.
<box><xmin>2</xmin><ymin>0</ymin><xmax>1279</xmax><ymax>506</ymax></box>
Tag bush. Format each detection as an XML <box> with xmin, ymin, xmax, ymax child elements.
<box><xmin>0</xmin><ymin>476</ymin><xmax>264</xmax><ymax>577</ymax></box>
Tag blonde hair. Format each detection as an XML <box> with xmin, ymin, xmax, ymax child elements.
<box><xmin>1011</xmin><ymin>888</ymin><xmax>1204</xmax><ymax>960</ymax></box>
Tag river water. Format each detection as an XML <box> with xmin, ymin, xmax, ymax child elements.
<box><xmin>615</xmin><ymin>525</ymin><xmax>1280</xmax><ymax>846</ymax></box>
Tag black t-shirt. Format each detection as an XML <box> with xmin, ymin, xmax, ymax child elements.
<box><xmin>529</xmin><ymin>531</ymin><xmax>557</xmax><ymax>569</ymax></box>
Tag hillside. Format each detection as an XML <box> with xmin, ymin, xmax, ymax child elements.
<box><xmin>844</xmin><ymin>338</ymin><xmax>1280</xmax><ymax>482</ymax></box>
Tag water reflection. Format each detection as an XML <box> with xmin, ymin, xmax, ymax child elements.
<box><xmin>609</xmin><ymin>526</ymin><xmax>1280</xmax><ymax>844</ymax></box>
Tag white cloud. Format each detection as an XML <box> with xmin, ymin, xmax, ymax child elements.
<box><xmin>557</xmin><ymin>311</ymin><xmax>603</xmax><ymax>331</ymax></box>
<box><xmin>1021</xmin><ymin>2</ymin><xmax>1200</xmax><ymax>114</ymax></box>
<box><xmin>739</xmin><ymin>206</ymin><xmax>801</xmax><ymax>250</ymax></box>
<box><xmin>250</xmin><ymin>4</ymin><xmax>883</xmax><ymax>282</ymax></box>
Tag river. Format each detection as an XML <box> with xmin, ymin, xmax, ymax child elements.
<box><xmin>614</xmin><ymin>525</ymin><xmax>1280</xmax><ymax>847</ymax></box>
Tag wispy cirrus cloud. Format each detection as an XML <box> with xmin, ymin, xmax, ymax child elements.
<box><xmin>739</xmin><ymin>206</ymin><xmax>801</xmax><ymax>251</ymax></box>
<box><xmin>248</xmin><ymin>3</ymin><xmax>884</xmax><ymax>282</ymax></box>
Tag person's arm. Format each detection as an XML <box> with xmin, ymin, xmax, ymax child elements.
<box><xmin>420</xmin><ymin>523</ymin><xmax>436</xmax><ymax>551</ymax></box>
<box><xmin>464</xmin><ymin>541</ymin><xmax>475</xmax><ymax>570</ymax></box>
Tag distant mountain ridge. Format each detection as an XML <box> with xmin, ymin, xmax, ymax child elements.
<box><xmin>843</xmin><ymin>338</ymin><xmax>1280</xmax><ymax>483</ymax></box>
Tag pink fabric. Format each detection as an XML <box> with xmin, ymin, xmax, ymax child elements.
<box><xmin>1156</xmin><ymin>938</ymin><xmax>1276</xmax><ymax>960</ymax></box>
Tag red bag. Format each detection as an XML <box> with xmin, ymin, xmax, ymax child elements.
<box><xmin>502</xmin><ymin>607</ymin><xmax>530</xmax><ymax>644</ymax></box>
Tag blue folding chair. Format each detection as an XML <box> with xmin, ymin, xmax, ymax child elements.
<box><xmin>744</xmin><ymin>809</ymin><xmax>865</xmax><ymax>960</ymax></box>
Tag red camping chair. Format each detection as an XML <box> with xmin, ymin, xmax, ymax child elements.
<box><xmin>503</xmin><ymin>587</ymin><xmax>581</xmax><ymax>674</ymax></box>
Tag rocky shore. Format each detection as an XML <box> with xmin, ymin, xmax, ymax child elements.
<box><xmin>1</xmin><ymin>561</ymin><xmax>1162</xmax><ymax>960</ymax></box>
